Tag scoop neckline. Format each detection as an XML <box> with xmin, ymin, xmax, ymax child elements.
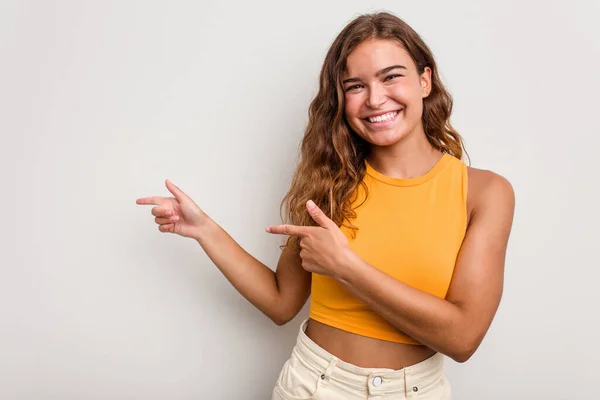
<box><xmin>365</xmin><ymin>153</ymin><xmax>452</xmax><ymax>187</ymax></box>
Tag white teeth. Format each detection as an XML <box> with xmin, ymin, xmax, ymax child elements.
<box><xmin>367</xmin><ymin>111</ymin><xmax>399</xmax><ymax>123</ymax></box>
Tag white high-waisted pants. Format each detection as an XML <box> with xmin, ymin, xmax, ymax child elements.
<box><xmin>272</xmin><ymin>319</ymin><xmax>452</xmax><ymax>400</ymax></box>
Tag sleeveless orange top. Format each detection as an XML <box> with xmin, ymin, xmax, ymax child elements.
<box><xmin>309</xmin><ymin>153</ymin><xmax>468</xmax><ymax>344</ymax></box>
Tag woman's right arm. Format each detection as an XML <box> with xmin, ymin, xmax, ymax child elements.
<box><xmin>195</xmin><ymin>218</ymin><xmax>311</xmax><ymax>325</ymax></box>
<box><xmin>136</xmin><ymin>179</ymin><xmax>311</xmax><ymax>326</ymax></box>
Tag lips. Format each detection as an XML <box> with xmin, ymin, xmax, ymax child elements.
<box><xmin>362</xmin><ymin>109</ymin><xmax>403</xmax><ymax>127</ymax></box>
<box><xmin>367</xmin><ymin>111</ymin><xmax>397</xmax><ymax>123</ymax></box>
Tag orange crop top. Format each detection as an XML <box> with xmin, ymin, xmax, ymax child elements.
<box><xmin>309</xmin><ymin>153</ymin><xmax>468</xmax><ymax>344</ymax></box>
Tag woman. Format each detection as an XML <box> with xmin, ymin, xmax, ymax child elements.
<box><xmin>136</xmin><ymin>11</ymin><xmax>515</xmax><ymax>400</ymax></box>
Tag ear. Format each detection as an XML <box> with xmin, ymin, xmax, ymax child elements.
<box><xmin>420</xmin><ymin>66</ymin><xmax>432</xmax><ymax>98</ymax></box>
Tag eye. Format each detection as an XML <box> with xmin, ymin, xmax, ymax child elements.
<box><xmin>385</xmin><ymin>74</ymin><xmax>402</xmax><ymax>81</ymax></box>
<box><xmin>345</xmin><ymin>84</ymin><xmax>363</xmax><ymax>92</ymax></box>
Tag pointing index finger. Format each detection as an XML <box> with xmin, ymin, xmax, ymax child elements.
<box><xmin>265</xmin><ymin>224</ymin><xmax>309</xmax><ymax>237</ymax></box>
<box><xmin>136</xmin><ymin>196</ymin><xmax>165</xmax><ymax>206</ymax></box>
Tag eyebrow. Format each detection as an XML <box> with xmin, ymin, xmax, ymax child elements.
<box><xmin>342</xmin><ymin>65</ymin><xmax>407</xmax><ymax>85</ymax></box>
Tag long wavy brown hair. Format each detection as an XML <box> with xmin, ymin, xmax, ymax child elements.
<box><xmin>280</xmin><ymin>11</ymin><xmax>467</xmax><ymax>252</ymax></box>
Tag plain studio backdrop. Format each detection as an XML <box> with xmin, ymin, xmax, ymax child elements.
<box><xmin>1</xmin><ymin>0</ymin><xmax>599</xmax><ymax>399</ymax></box>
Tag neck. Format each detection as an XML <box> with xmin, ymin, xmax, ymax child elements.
<box><xmin>366</xmin><ymin>128</ymin><xmax>444</xmax><ymax>179</ymax></box>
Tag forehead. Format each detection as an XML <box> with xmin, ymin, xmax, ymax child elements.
<box><xmin>344</xmin><ymin>39</ymin><xmax>414</xmax><ymax>76</ymax></box>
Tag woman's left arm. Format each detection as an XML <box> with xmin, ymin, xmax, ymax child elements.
<box><xmin>266</xmin><ymin>170</ymin><xmax>515</xmax><ymax>363</ymax></box>
<box><xmin>336</xmin><ymin>170</ymin><xmax>515</xmax><ymax>363</ymax></box>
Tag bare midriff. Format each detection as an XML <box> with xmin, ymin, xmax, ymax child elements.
<box><xmin>304</xmin><ymin>318</ymin><xmax>437</xmax><ymax>370</ymax></box>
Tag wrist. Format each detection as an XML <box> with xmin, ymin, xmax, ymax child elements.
<box><xmin>333</xmin><ymin>248</ymin><xmax>362</xmax><ymax>284</ymax></box>
<box><xmin>192</xmin><ymin>216</ymin><xmax>216</xmax><ymax>244</ymax></box>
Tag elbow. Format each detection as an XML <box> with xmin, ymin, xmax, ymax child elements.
<box><xmin>272</xmin><ymin>316</ymin><xmax>290</xmax><ymax>326</ymax></box>
<box><xmin>451</xmin><ymin>348</ymin><xmax>475</xmax><ymax>363</ymax></box>
<box><xmin>270</xmin><ymin>311</ymin><xmax>294</xmax><ymax>327</ymax></box>
<box><xmin>449</xmin><ymin>336</ymin><xmax>481</xmax><ymax>363</ymax></box>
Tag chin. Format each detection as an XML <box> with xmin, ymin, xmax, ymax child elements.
<box><xmin>360</xmin><ymin>128</ymin><xmax>409</xmax><ymax>147</ymax></box>
<box><xmin>371</xmin><ymin>137</ymin><xmax>406</xmax><ymax>148</ymax></box>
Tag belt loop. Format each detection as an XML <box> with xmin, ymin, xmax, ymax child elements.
<box><xmin>320</xmin><ymin>356</ymin><xmax>338</xmax><ymax>384</ymax></box>
<box><xmin>404</xmin><ymin>367</ymin><xmax>414</xmax><ymax>399</ymax></box>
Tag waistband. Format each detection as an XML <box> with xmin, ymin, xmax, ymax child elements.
<box><xmin>294</xmin><ymin>318</ymin><xmax>445</xmax><ymax>395</ymax></box>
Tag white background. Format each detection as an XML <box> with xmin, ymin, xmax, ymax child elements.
<box><xmin>2</xmin><ymin>1</ymin><xmax>599</xmax><ymax>399</ymax></box>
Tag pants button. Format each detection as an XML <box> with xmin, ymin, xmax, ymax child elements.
<box><xmin>372</xmin><ymin>376</ymin><xmax>383</xmax><ymax>387</ymax></box>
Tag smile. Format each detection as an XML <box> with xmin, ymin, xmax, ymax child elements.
<box><xmin>363</xmin><ymin>109</ymin><xmax>402</xmax><ymax>127</ymax></box>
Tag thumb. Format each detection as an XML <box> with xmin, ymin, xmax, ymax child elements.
<box><xmin>306</xmin><ymin>200</ymin><xmax>334</xmax><ymax>229</ymax></box>
<box><xmin>165</xmin><ymin>179</ymin><xmax>189</xmax><ymax>202</ymax></box>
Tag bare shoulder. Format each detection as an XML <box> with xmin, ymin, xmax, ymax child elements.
<box><xmin>466</xmin><ymin>166</ymin><xmax>515</xmax><ymax>223</ymax></box>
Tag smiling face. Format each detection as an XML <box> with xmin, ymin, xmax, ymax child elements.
<box><xmin>342</xmin><ymin>38</ymin><xmax>432</xmax><ymax>148</ymax></box>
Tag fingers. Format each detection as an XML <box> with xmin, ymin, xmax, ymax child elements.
<box><xmin>155</xmin><ymin>215</ymin><xmax>179</xmax><ymax>225</ymax></box>
<box><xmin>153</xmin><ymin>204</ymin><xmax>178</xmax><ymax>227</ymax></box>
<box><xmin>158</xmin><ymin>223</ymin><xmax>175</xmax><ymax>233</ymax></box>
<box><xmin>165</xmin><ymin>179</ymin><xmax>189</xmax><ymax>202</ymax></box>
<box><xmin>306</xmin><ymin>200</ymin><xmax>335</xmax><ymax>229</ymax></box>
<box><xmin>136</xmin><ymin>196</ymin><xmax>165</xmax><ymax>205</ymax></box>
<box><xmin>137</xmin><ymin>180</ymin><xmax>190</xmax><ymax>208</ymax></box>
<box><xmin>265</xmin><ymin>224</ymin><xmax>307</xmax><ymax>237</ymax></box>
<box><xmin>137</xmin><ymin>186</ymin><xmax>182</xmax><ymax>235</ymax></box>
<box><xmin>151</xmin><ymin>205</ymin><xmax>173</xmax><ymax>217</ymax></box>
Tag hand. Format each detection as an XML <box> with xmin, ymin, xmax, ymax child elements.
<box><xmin>136</xmin><ymin>179</ymin><xmax>209</xmax><ymax>239</ymax></box>
<box><xmin>266</xmin><ymin>200</ymin><xmax>353</xmax><ymax>278</ymax></box>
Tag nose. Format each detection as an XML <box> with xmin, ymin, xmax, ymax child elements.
<box><xmin>366</xmin><ymin>84</ymin><xmax>387</xmax><ymax>109</ymax></box>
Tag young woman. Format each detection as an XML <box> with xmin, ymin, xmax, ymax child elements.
<box><xmin>136</xmin><ymin>12</ymin><xmax>515</xmax><ymax>400</ymax></box>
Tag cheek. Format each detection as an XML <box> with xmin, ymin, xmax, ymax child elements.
<box><xmin>387</xmin><ymin>84</ymin><xmax>409</xmax><ymax>102</ymax></box>
<box><xmin>344</xmin><ymin>96</ymin><xmax>366</xmax><ymax>133</ymax></box>
<box><xmin>389</xmin><ymin>85</ymin><xmax>424</xmax><ymax>118</ymax></box>
<box><xmin>344</xmin><ymin>95</ymin><xmax>363</xmax><ymax>118</ymax></box>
